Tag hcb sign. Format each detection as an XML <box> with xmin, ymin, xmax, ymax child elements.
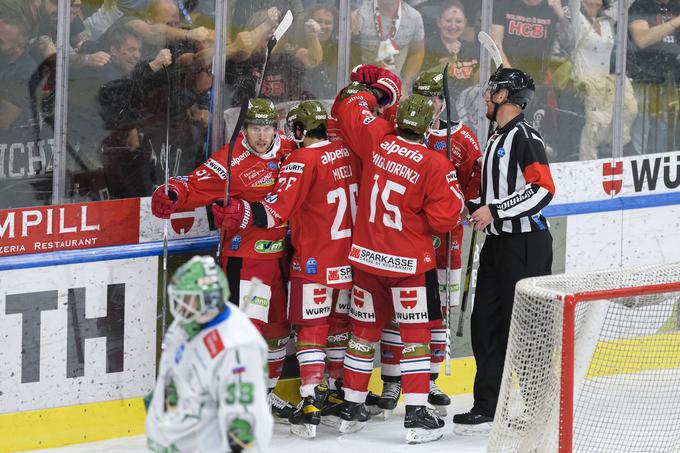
<box><xmin>0</xmin><ymin>257</ymin><xmax>157</xmax><ymax>413</ymax></box>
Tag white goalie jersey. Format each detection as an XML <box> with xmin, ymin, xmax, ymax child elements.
<box><xmin>145</xmin><ymin>304</ymin><xmax>273</xmax><ymax>453</ymax></box>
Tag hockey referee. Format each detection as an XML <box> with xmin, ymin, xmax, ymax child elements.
<box><xmin>453</xmin><ymin>67</ymin><xmax>555</xmax><ymax>432</ymax></box>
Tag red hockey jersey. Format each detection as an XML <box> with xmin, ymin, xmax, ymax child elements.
<box><xmin>262</xmin><ymin>140</ymin><xmax>361</xmax><ymax>288</ymax></box>
<box><xmin>169</xmin><ymin>131</ymin><xmax>296</xmax><ymax>260</ymax></box>
<box><xmin>332</xmin><ymin>92</ymin><xmax>464</xmax><ymax>277</ymax></box>
<box><xmin>425</xmin><ymin>122</ymin><xmax>481</xmax><ymax>201</ymax></box>
<box><xmin>425</xmin><ymin>121</ymin><xmax>482</xmax><ymax>268</ymax></box>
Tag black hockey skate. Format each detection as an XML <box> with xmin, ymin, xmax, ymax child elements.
<box><xmin>428</xmin><ymin>379</ymin><xmax>451</xmax><ymax>416</ymax></box>
<box><xmin>338</xmin><ymin>401</ymin><xmax>371</xmax><ymax>434</ymax></box>
<box><xmin>320</xmin><ymin>383</ymin><xmax>345</xmax><ymax>429</ymax></box>
<box><xmin>378</xmin><ymin>381</ymin><xmax>401</xmax><ymax>419</ymax></box>
<box><xmin>452</xmin><ymin>411</ymin><xmax>494</xmax><ymax>435</ymax></box>
<box><xmin>404</xmin><ymin>405</ymin><xmax>445</xmax><ymax>444</ymax></box>
<box><xmin>268</xmin><ymin>391</ymin><xmax>296</xmax><ymax>424</ymax></box>
<box><xmin>365</xmin><ymin>390</ymin><xmax>384</xmax><ymax>416</ymax></box>
<box><xmin>289</xmin><ymin>385</ymin><xmax>329</xmax><ymax>439</ymax></box>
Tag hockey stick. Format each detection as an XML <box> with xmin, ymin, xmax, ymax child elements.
<box><xmin>216</xmin><ymin>11</ymin><xmax>294</xmax><ymax>263</ymax></box>
<box><xmin>442</xmin><ymin>63</ymin><xmax>454</xmax><ymax>375</ymax></box>
<box><xmin>161</xmin><ymin>65</ymin><xmax>171</xmax><ymax>337</ymax></box>
<box><xmin>477</xmin><ymin>31</ymin><xmax>503</xmax><ymax>71</ymax></box>
<box><xmin>455</xmin><ymin>32</ymin><xmax>502</xmax><ymax>338</ymax></box>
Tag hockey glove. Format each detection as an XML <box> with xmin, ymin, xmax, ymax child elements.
<box><xmin>350</xmin><ymin>64</ymin><xmax>401</xmax><ymax>108</ymax></box>
<box><xmin>151</xmin><ymin>185</ymin><xmax>179</xmax><ymax>219</ymax></box>
<box><xmin>373</xmin><ymin>69</ymin><xmax>401</xmax><ymax>108</ymax></box>
<box><xmin>212</xmin><ymin>198</ymin><xmax>252</xmax><ymax>231</ymax></box>
<box><xmin>350</xmin><ymin>64</ymin><xmax>383</xmax><ymax>85</ymax></box>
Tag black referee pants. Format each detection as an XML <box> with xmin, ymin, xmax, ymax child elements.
<box><xmin>470</xmin><ymin>229</ymin><xmax>553</xmax><ymax>418</ymax></box>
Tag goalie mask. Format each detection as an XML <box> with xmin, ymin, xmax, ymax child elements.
<box><xmin>168</xmin><ymin>256</ymin><xmax>229</xmax><ymax>328</ymax></box>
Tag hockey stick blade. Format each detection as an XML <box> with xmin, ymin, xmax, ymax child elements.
<box><xmin>477</xmin><ymin>31</ymin><xmax>503</xmax><ymax>70</ymax></box>
<box><xmin>272</xmin><ymin>10</ymin><xmax>293</xmax><ymax>51</ymax></box>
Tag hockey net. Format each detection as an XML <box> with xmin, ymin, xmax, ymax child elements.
<box><xmin>487</xmin><ymin>263</ymin><xmax>680</xmax><ymax>453</ymax></box>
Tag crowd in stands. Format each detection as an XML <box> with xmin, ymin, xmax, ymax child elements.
<box><xmin>0</xmin><ymin>0</ymin><xmax>678</xmax><ymax>208</ymax></box>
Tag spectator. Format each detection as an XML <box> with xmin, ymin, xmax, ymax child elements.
<box><xmin>351</xmin><ymin>0</ymin><xmax>425</xmax><ymax>88</ymax></box>
<box><xmin>627</xmin><ymin>0</ymin><xmax>680</xmax><ymax>154</ymax></box>
<box><xmin>0</xmin><ymin>0</ymin><xmax>57</xmax><ymax>60</ymax></box>
<box><xmin>491</xmin><ymin>0</ymin><xmax>569</xmax><ymax>84</ymax></box>
<box><xmin>421</xmin><ymin>0</ymin><xmax>479</xmax><ymax>116</ymax></box>
<box><xmin>301</xmin><ymin>4</ymin><xmax>340</xmax><ymax>99</ymax></box>
<box><xmin>86</xmin><ymin>27</ymin><xmax>172</xmax><ymax>199</ymax></box>
<box><xmin>565</xmin><ymin>0</ymin><xmax>637</xmax><ymax>160</ymax></box>
<box><xmin>0</xmin><ymin>13</ymin><xmax>32</xmax><ymax>129</ymax></box>
<box><xmin>225</xmin><ymin>7</ymin><xmax>322</xmax><ymax>107</ymax></box>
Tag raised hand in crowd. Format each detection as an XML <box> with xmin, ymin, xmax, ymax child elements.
<box><xmin>83</xmin><ymin>51</ymin><xmax>111</xmax><ymax>67</ymax></box>
<box><xmin>149</xmin><ymin>48</ymin><xmax>172</xmax><ymax>73</ymax></box>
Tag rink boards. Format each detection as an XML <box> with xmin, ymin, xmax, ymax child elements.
<box><xmin>1</xmin><ymin>151</ymin><xmax>680</xmax><ymax>451</ymax></box>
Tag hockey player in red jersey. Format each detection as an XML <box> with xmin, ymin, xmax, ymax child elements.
<box><xmin>150</xmin><ymin>98</ymin><xmax>297</xmax><ymax>421</ymax></box>
<box><xmin>213</xmin><ymin>100</ymin><xmax>361</xmax><ymax>439</ymax></box>
<box><xmin>331</xmin><ymin>65</ymin><xmax>464</xmax><ymax>444</ymax></box>
<box><xmin>378</xmin><ymin>71</ymin><xmax>482</xmax><ymax>416</ymax></box>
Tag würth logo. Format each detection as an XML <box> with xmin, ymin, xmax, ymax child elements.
<box><xmin>313</xmin><ymin>288</ymin><xmax>327</xmax><ymax>305</ymax></box>
<box><xmin>602</xmin><ymin>161</ymin><xmax>623</xmax><ymax>195</ymax></box>
<box><xmin>353</xmin><ymin>288</ymin><xmax>365</xmax><ymax>308</ymax></box>
<box><xmin>399</xmin><ymin>290</ymin><xmax>418</xmax><ymax>309</ymax></box>
<box><xmin>170</xmin><ymin>209</ymin><xmax>196</xmax><ymax>234</ymax></box>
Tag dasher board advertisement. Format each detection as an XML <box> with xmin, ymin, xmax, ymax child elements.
<box><xmin>0</xmin><ymin>257</ymin><xmax>157</xmax><ymax>413</ymax></box>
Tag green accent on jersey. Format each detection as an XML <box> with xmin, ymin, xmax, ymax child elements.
<box><xmin>402</xmin><ymin>343</ymin><xmax>430</xmax><ymax>359</ymax></box>
<box><xmin>254</xmin><ymin>239</ymin><xmax>284</xmax><ymax>254</ymax></box>
<box><xmin>347</xmin><ymin>338</ymin><xmax>375</xmax><ymax>359</ymax></box>
<box><xmin>396</xmin><ymin>94</ymin><xmax>434</xmax><ymax>136</ymax></box>
<box><xmin>164</xmin><ymin>378</ymin><xmax>178</xmax><ymax>412</ymax></box>
<box><xmin>227</xmin><ymin>418</ymin><xmax>255</xmax><ymax>450</ymax></box>
<box><xmin>225</xmin><ymin>382</ymin><xmax>254</xmax><ymax>405</ymax></box>
<box><xmin>287</xmin><ymin>100</ymin><xmax>328</xmax><ymax>132</ymax></box>
<box><xmin>244</xmin><ymin>98</ymin><xmax>278</xmax><ymax>126</ymax></box>
<box><xmin>147</xmin><ymin>438</ymin><xmax>180</xmax><ymax>453</ymax></box>
<box><xmin>249</xmin><ymin>296</ymin><xmax>269</xmax><ymax>308</ymax></box>
<box><xmin>180</xmin><ymin>320</ymin><xmax>202</xmax><ymax>339</ymax></box>
<box><xmin>432</xmin><ymin>236</ymin><xmax>441</xmax><ymax>250</ymax></box>
<box><xmin>413</xmin><ymin>71</ymin><xmax>444</xmax><ymax>97</ymax></box>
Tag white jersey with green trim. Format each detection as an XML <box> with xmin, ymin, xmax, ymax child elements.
<box><xmin>145</xmin><ymin>303</ymin><xmax>272</xmax><ymax>453</ymax></box>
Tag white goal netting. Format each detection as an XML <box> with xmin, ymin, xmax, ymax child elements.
<box><xmin>487</xmin><ymin>264</ymin><xmax>680</xmax><ymax>453</ymax></box>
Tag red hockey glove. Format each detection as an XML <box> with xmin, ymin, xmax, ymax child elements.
<box><xmin>373</xmin><ymin>70</ymin><xmax>401</xmax><ymax>108</ymax></box>
<box><xmin>151</xmin><ymin>185</ymin><xmax>178</xmax><ymax>219</ymax></box>
<box><xmin>350</xmin><ymin>64</ymin><xmax>383</xmax><ymax>85</ymax></box>
<box><xmin>212</xmin><ymin>198</ymin><xmax>252</xmax><ymax>231</ymax></box>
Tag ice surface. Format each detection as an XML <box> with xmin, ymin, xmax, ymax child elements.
<box><xmin>24</xmin><ymin>395</ymin><xmax>489</xmax><ymax>453</ymax></box>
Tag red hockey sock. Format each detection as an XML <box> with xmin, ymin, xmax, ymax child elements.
<box><xmin>380</xmin><ymin>325</ymin><xmax>403</xmax><ymax>380</ymax></box>
<box><xmin>296</xmin><ymin>325</ymin><xmax>329</xmax><ymax>395</ymax></box>
<box><xmin>401</xmin><ymin>329</ymin><xmax>431</xmax><ymax>406</ymax></box>
<box><xmin>326</xmin><ymin>317</ymin><xmax>350</xmax><ymax>387</ymax></box>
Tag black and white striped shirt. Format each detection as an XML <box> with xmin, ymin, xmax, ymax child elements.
<box><xmin>470</xmin><ymin>114</ymin><xmax>555</xmax><ymax>235</ymax></box>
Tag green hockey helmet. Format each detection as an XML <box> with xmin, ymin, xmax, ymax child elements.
<box><xmin>167</xmin><ymin>256</ymin><xmax>228</xmax><ymax>325</ymax></box>
<box><xmin>287</xmin><ymin>100</ymin><xmax>328</xmax><ymax>135</ymax></box>
<box><xmin>413</xmin><ymin>71</ymin><xmax>444</xmax><ymax>98</ymax></box>
<box><xmin>396</xmin><ymin>94</ymin><xmax>435</xmax><ymax>136</ymax></box>
<box><xmin>244</xmin><ymin>98</ymin><xmax>278</xmax><ymax>126</ymax></box>
<box><xmin>338</xmin><ymin>81</ymin><xmax>374</xmax><ymax>100</ymax></box>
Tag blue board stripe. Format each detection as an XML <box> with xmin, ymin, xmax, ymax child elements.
<box><xmin>2</xmin><ymin>191</ymin><xmax>680</xmax><ymax>271</ymax></box>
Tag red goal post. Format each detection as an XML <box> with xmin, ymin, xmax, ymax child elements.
<box><xmin>487</xmin><ymin>264</ymin><xmax>680</xmax><ymax>453</ymax></box>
